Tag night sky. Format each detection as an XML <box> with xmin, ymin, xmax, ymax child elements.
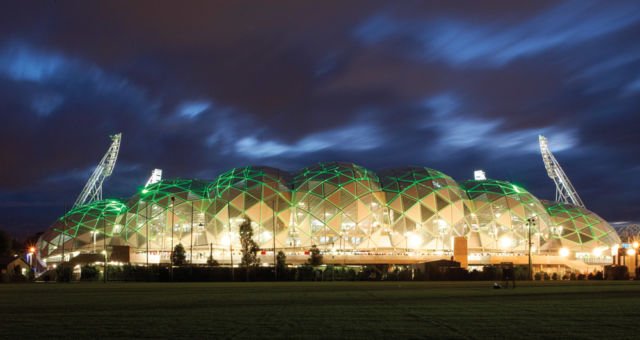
<box><xmin>1</xmin><ymin>1</ymin><xmax>639</xmax><ymax>238</ymax></box>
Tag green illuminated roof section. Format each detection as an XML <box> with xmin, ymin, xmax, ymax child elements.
<box><xmin>542</xmin><ymin>200</ymin><xmax>620</xmax><ymax>250</ymax></box>
<box><xmin>207</xmin><ymin>166</ymin><xmax>292</xmax><ymax>249</ymax></box>
<box><xmin>381</xmin><ymin>167</ymin><xmax>469</xmax><ymax>250</ymax></box>
<box><xmin>461</xmin><ymin>180</ymin><xmax>550</xmax><ymax>252</ymax></box>
<box><xmin>292</xmin><ymin>162</ymin><xmax>385</xmax><ymax>249</ymax></box>
<box><xmin>463</xmin><ymin>179</ymin><xmax>529</xmax><ymax>199</ymax></box>
<box><xmin>135</xmin><ymin>178</ymin><xmax>208</xmax><ymax>204</ymax></box>
<box><xmin>37</xmin><ymin>199</ymin><xmax>127</xmax><ymax>258</ymax></box>
<box><xmin>124</xmin><ymin>178</ymin><xmax>209</xmax><ymax>252</ymax></box>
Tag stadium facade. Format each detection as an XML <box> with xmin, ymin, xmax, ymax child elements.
<box><xmin>37</xmin><ymin>162</ymin><xmax>621</xmax><ymax>271</ymax></box>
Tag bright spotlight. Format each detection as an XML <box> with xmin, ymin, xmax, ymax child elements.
<box><xmin>559</xmin><ymin>247</ymin><xmax>570</xmax><ymax>257</ymax></box>
<box><xmin>406</xmin><ymin>232</ymin><xmax>422</xmax><ymax>249</ymax></box>
<box><xmin>627</xmin><ymin>248</ymin><xmax>636</xmax><ymax>256</ymax></box>
<box><xmin>220</xmin><ymin>234</ymin><xmax>231</xmax><ymax>247</ymax></box>
<box><xmin>498</xmin><ymin>236</ymin><xmax>514</xmax><ymax>250</ymax></box>
<box><xmin>592</xmin><ymin>247</ymin><xmax>603</xmax><ymax>257</ymax></box>
<box><xmin>633</xmin><ymin>241</ymin><xmax>639</xmax><ymax>249</ymax></box>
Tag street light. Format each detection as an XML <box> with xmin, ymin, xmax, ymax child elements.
<box><xmin>526</xmin><ymin>217</ymin><xmax>537</xmax><ymax>281</ymax></box>
<box><xmin>103</xmin><ymin>215</ymin><xmax>107</xmax><ymax>283</ymax></box>
<box><xmin>28</xmin><ymin>247</ymin><xmax>35</xmax><ymax>274</ymax></box>
<box><xmin>170</xmin><ymin>196</ymin><xmax>175</xmax><ymax>282</ymax></box>
<box><xmin>634</xmin><ymin>241</ymin><xmax>640</xmax><ymax>277</ymax></box>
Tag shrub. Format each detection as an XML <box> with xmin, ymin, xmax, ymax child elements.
<box><xmin>80</xmin><ymin>265</ymin><xmax>99</xmax><ymax>281</ymax></box>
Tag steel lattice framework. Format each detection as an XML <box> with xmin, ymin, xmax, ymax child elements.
<box><xmin>292</xmin><ymin>162</ymin><xmax>384</xmax><ymax>250</ymax></box>
<box><xmin>124</xmin><ymin>179</ymin><xmax>208</xmax><ymax>262</ymax></box>
<box><xmin>542</xmin><ymin>200</ymin><xmax>621</xmax><ymax>251</ymax></box>
<box><xmin>73</xmin><ymin>133</ymin><xmax>122</xmax><ymax>208</ymax></box>
<box><xmin>207</xmin><ymin>166</ymin><xmax>292</xmax><ymax>249</ymax></box>
<box><xmin>462</xmin><ymin>180</ymin><xmax>551</xmax><ymax>252</ymax></box>
<box><xmin>38</xmin><ymin>199</ymin><xmax>127</xmax><ymax>259</ymax></box>
<box><xmin>539</xmin><ymin>135</ymin><xmax>585</xmax><ymax>207</ymax></box>
<box><xmin>381</xmin><ymin>167</ymin><xmax>469</xmax><ymax>251</ymax></box>
<box><xmin>37</xmin><ymin>162</ymin><xmax>622</xmax><ymax>264</ymax></box>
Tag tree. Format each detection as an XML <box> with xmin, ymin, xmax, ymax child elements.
<box><xmin>307</xmin><ymin>244</ymin><xmax>323</xmax><ymax>266</ymax></box>
<box><xmin>172</xmin><ymin>243</ymin><xmax>187</xmax><ymax>266</ymax></box>
<box><xmin>0</xmin><ymin>229</ymin><xmax>11</xmax><ymax>256</ymax></box>
<box><xmin>276</xmin><ymin>250</ymin><xmax>287</xmax><ymax>276</ymax></box>
<box><xmin>239</xmin><ymin>218</ymin><xmax>260</xmax><ymax>271</ymax></box>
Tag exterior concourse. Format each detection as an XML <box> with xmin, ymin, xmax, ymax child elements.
<box><xmin>37</xmin><ymin>162</ymin><xmax>620</xmax><ymax>270</ymax></box>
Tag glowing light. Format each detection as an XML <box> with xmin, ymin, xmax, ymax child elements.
<box><xmin>474</xmin><ymin>170</ymin><xmax>486</xmax><ymax>180</ymax></box>
<box><xmin>405</xmin><ymin>232</ymin><xmax>422</xmax><ymax>249</ymax></box>
<box><xmin>592</xmin><ymin>247</ymin><xmax>603</xmax><ymax>257</ymax></box>
<box><xmin>260</xmin><ymin>230</ymin><xmax>272</xmax><ymax>241</ymax></box>
<box><xmin>29</xmin><ymin>247</ymin><xmax>35</xmax><ymax>253</ymax></box>
<box><xmin>612</xmin><ymin>244</ymin><xmax>620</xmax><ymax>256</ymax></box>
<box><xmin>627</xmin><ymin>248</ymin><xmax>636</xmax><ymax>256</ymax></box>
<box><xmin>633</xmin><ymin>241</ymin><xmax>639</xmax><ymax>249</ymax></box>
<box><xmin>498</xmin><ymin>236</ymin><xmax>514</xmax><ymax>250</ymax></box>
<box><xmin>559</xmin><ymin>248</ymin><xmax>570</xmax><ymax>257</ymax></box>
<box><xmin>220</xmin><ymin>234</ymin><xmax>231</xmax><ymax>247</ymax></box>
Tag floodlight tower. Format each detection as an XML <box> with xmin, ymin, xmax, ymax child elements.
<box><xmin>145</xmin><ymin>169</ymin><xmax>163</xmax><ymax>187</ymax></box>
<box><xmin>539</xmin><ymin>135</ymin><xmax>585</xmax><ymax>207</ymax></box>
<box><xmin>73</xmin><ymin>133</ymin><xmax>122</xmax><ymax>208</ymax></box>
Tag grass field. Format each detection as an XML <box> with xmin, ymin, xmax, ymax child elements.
<box><xmin>2</xmin><ymin>281</ymin><xmax>640</xmax><ymax>339</ymax></box>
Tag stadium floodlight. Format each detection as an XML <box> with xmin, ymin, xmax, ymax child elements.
<box><xmin>73</xmin><ymin>133</ymin><xmax>122</xmax><ymax>208</ymax></box>
<box><xmin>539</xmin><ymin>135</ymin><xmax>585</xmax><ymax>207</ymax></box>
<box><xmin>474</xmin><ymin>170</ymin><xmax>486</xmax><ymax>180</ymax></box>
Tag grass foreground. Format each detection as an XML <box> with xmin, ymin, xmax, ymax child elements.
<box><xmin>2</xmin><ymin>280</ymin><xmax>640</xmax><ymax>339</ymax></box>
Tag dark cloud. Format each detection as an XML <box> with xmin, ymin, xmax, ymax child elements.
<box><xmin>1</xmin><ymin>0</ymin><xmax>639</xmax><ymax>238</ymax></box>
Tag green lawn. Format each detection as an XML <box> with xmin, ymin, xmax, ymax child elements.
<box><xmin>2</xmin><ymin>281</ymin><xmax>639</xmax><ymax>339</ymax></box>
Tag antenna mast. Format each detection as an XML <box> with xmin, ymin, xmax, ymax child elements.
<box><xmin>539</xmin><ymin>135</ymin><xmax>585</xmax><ymax>207</ymax></box>
<box><xmin>73</xmin><ymin>133</ymin><xmax>122</xmax><ymax>208</ymax></box>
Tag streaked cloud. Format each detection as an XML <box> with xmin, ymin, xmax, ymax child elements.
<box><xmin>235</xmin><ymin>123</ymin><xmax>383</xmax><ymax>158</ymax></box>
<box><xmin>355</xmin><ymin>1</ymin><xmax>640</xmax><ymax>66</ymax></box>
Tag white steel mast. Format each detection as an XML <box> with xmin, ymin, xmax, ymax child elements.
<box><xmin>73</xmin><ymin>133</ymin><xmax>122</xmax><ymax>208</ymax></box>
<box><xmin>539</xmin><ymin>135</ymin><xmax>585</xmax><ymax>207</ymax></box>
<box><xmin>144</xmin><ymin>169</ymin><xmax>163</xmax><ymax>187</ymax></box>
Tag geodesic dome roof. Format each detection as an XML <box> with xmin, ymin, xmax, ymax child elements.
<box><xmin>291</xmin><ymin>162</ymin><xmax>384</xmax><ymax>249</ymax></box>
<box><xmin>461</xmin><ymin>180</ymin><xmax>550</xmax><ymax>251</ymax></box>
<box><xmin>208</xmin><ymin>166</ymin><xmax>291</xmax><ymax>201</ymax></box>
<box><xmin>542</xmin><ymin>200</ymin><xmax>620</xmax><ymax>250</ymax></box>
<box><xmin>131</xmin><ymin>178</ymin><xmax>208</xmax><ymax>206</ymax></box>
<box><xmin>37</xmin><ymin>199</ymin><xmax>127</xmax><ymax>257</ymax></box>
<box><xmin>381</xmin><ymin>167</ymin><xmax>466</xmax><ymax>209</ymax></box>
<box><xmin>613</xmin><ymin>223</ymin><xmax>640</xmax><ymax>242</ymax></box>
<box><xmin>206</xmin><ymin>166</ymin><xmax>292</xmax><ymax>248</ymax></box>
<box><xmin>293</xmin><ymin>162</ymin><xmax>381</xmax><ymax>194</ymax></box>
<box><xmin>380</xmin><ymin>167</ymin><xmax>469</xmax><ymax>248</ymax></box>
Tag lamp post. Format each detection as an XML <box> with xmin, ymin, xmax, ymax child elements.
<box><xmin>145</xmin><ymin>201</ymin><xmax>149</xmax><ymax>268</ymax></box>
<box><xmin>190</xmin><ymin>202</ymin><xmax>194</xmax><ymax>264</ymax></box>
<box><xmin>634</xmin><ymin>240</ymin><xmax>639</xmax><ymax>278</ymax></box>
<box><xmin>29</xmin><ymin>247</ymin><xmax>35</xmax><ymax>275</ymax></box>
<box><xmin>228</xmin><ymin>201</ymin><xmax>234</xmax><ymax>281</ymax></box>
<box><xmin>103</xmin><ymin>215</ymin><xmax>107</xmax><ymax>283</ymax></box>
<box><xmin>273</xmin><ymin>196</ymin><xmax>278</xmax><ymax>281</ymax></box>
<box><xmin>61</xmin><ymin>208</ymin><xmax>66</xmax><ymax>267</ymax></box>
<box><xmin>526</xmin><ymin>217</ymin><xmax>536</xmax><ymax>281</ymax></box>
<box><xmin>170</xmin><ymin>196</ymin><xmax>175</xmax><ymax>282</ymax></box>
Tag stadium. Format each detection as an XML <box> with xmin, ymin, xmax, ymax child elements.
<box><xmin>36</xmin><ymin>140</ymin><xmax>621</xmax><ymax>273</ymax></box>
